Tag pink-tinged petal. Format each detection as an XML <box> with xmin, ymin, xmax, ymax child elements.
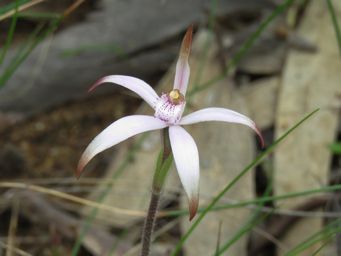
<box><xmin>180</xmin><ymin>108</ymin><xmax>264</xmax><ymax>147</ymax></box>
<box><xmin>77</xmin><ymin>115</ymin><xmax>167</xmax><ymax>177</ymax></box>
<box><xmin>173</xmin><ymin>26</ymin><xmax>193</xmax><ymax>95</ymax></box>
<box><xmin>169</xmin><ymin>125</ymin><xmax>199</xmax><ymax>220</ymax></box>
<box><xmin>89</xmin><ymin>75</ymin><xmax>159</xmax><ymax>109</ymax></box>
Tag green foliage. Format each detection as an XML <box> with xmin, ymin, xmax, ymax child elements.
<box><xmin>327</xmin><ymin>0</ymin><xmax>341</xmax><ymax>55</ymax></box>
<box><xmin>329</xmin><ymin>143</ymin><xmax>341</xmax><ymax>154</ymax></box>
<box><xmin>0</xmin><ymin>0</ymin><xmax>19</xmax><ymax>65</ymax></box>
<box><xmin>0</xmin><ymin>18</ymin><xmax>60</xmax><ymax>88</ymax></box>
<box><xmin>0</xmin><ymin>0</ymin><xmax>31</xmax><ymax>16</ymax></box>
<box><xmin>152</xmin><ymin>150</ymin><xmax>173</xmax><ymax>191</ymax></box>
<box><xmin>215</xmin><ymin>183</ymin><xmax>273</xmax><ymax>255</ymax></box>
<box><xmin>284</xmin><ymin>219</ymin><xmax>341</xmax><ymax>255</ymax></box>
<box><xmin>164</xmin><ymin>183</ymin><xmax>341</xmax><ymax>218</ymax></box>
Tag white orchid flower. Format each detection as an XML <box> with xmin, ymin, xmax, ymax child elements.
<box><xmin>77</xmin><ymin>26</ymin><xmax>264</xmax><ymax>220</ymax></box>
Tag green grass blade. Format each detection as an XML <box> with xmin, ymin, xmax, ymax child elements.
<box><xmin>170</xmin><ymin>108</ymin><xmax>319</xmax><ymax>255</ymax></box>
<box><xmin>164</xmin><ymin>183</ymin><xmax>341</xmax><ymax>218</ymax></box>
<box><xmin>217</xmin><ymin>210</ymin><xmax>272</xmax><ymax>255</ymax></box>
<box><xmin>0</xmin><ymin>22</ymin><xmax>44</xmax><ymax>87</ymax></box>
<box><xmin>326</xmin><ymin>0</ymin><xmax>341</xmax><ymax>55</ymax></box>
<box><xmin>0</xmin><ymin>0</ymin><xmax>19</xmax><ymax>65</ymax></box>
<box><xmin>311</xmin><ymin>237</ymin><xmax>333</xmax><ymax>256</ymax></box>
<box><xmin>0</xmin><ymin>18</ymin><xmax>60</xmax><ymax>88</ymax></box>
<box><xmin>216</xmin><ymin>182</ymin><xmax>274</xmax><ymax>255</ymax></box>
<box><xmin>213</xmin><ymin>220</ymin><xmax>223</xmax><ymax>256</ymax></box>
<box><xmin>0</xmin><ymin>0</ymin><xmax>30</xmax><ymax>16</ymax></box>
<box><xmin>188</xmin><ymin>0</ymin><xmax>297</xmax><ymax>97</ymax></box>
<box><xmin>284</xmin><ymin>219</ymin><xmax>341</xmax><ymax>256</ymax></box>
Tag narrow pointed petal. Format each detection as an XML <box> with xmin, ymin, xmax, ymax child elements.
<box><xmin>169</xmin><ymin>125</ymin><xmax>199</xmax><ymax>220</ymax></box>
<box><xmin>89</xmin><ymin>75</ymin><xmax>159</xmax><ymax>109</ymax></box>
<box><xmin>188</xmin><ymin>196</ymin><xmax>199</xmax><ymax>221</ymax></box>
<box><xmin>180</xmin><ymin>107</ymin><xmax>264</xmax><ymax>147</ymax></box>
<box><xmin>77</xmin><ymin>115</ymin><xmax>167</xmax><ymax>177</ymax></box>
<box><xmin>173</xmin><ymin>26</ymin><xmax>193</xmax><ymax>95</ymax></box>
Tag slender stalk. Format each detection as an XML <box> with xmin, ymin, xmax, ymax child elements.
<box><xmin>326</xmin><ymin>0</ymin><xmax>341</xmax><ymax>56</ymax></box>
<box><xmin>140</xmin><ymin>129</ymin><xmax>172</xmax><ymax>256</ymax></box>
<box><xmin>140</xmin><ymin>191</ymin><xmax>161</xmax><ymax>256</ymax></box>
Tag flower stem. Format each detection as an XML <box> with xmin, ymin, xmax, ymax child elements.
<box><xmin>140</xmin><ymin>190</ymin><xmax>161</xmax><ymax>256</ymax></box>
<box><xmin>140</xmin><ymin>129</ymin><xmax>172</xmax><ymax>256</ymax></box>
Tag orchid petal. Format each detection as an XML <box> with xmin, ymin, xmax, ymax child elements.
<box><xmin>180</xmin><ymin>107</ymin><xmax>264</xmax><ymax>147</ymax></box>
<box><xmin>169</xmin><ymin>125</ymin><xmax>199</xmax><ymax>220</ymax></box>
<box><xmin>89</xmin><ymin>75</ymin><xmax>159</xmax><ymax>109</ymax></box>
<box><xmin>173</xmin><ymin>26</ymin><xmax>193</xmax><ymax>96</ymax></box>
<box><xmin>77</xmin><ymin>115</ymin><xmax>167</xmax><ymax>177</ymax></box>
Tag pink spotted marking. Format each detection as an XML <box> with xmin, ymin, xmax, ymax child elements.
<box><xmin>154</xmin><ymin>94</ymin><xmax>186</xmax><ymax>124</ymax></box>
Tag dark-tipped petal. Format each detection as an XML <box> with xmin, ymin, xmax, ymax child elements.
<box><xmin>173</xmin><ymin>26</ymin><xmax>193</xmax><ymax>95</ymax></box>
<box><xmin>189</xmin><ymin>195</ymin><xmax>199</xmax><ymax>221</ymax></box>
<box><xmin>169</xmin><ymin>125</ymin><xmax>200</xmax><ymax>221</ymax></box>
<box><xmin>255</xmin><ymin>124</ymin><xmax>265</xmax><ymax>148</ymax></box>
<box><xmin>180</xmin><ymin>25</ymin><xmax>193</xmax><ymax>58</ymax></box>
<box><xmin>180</xmin><ymin>107</ymin><xmax>264</xmax><ymax>147</ymax></box>
<box><xmin>76</xmin><ymin>155</ymin><xmax>88</xmax><ymax>178</ymax></box>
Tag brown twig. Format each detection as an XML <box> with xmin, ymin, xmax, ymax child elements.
<box><xmin>6</xmin><ymin>200</ymin><xmax>19</xmax><ymax>256</ymax></box>
<box><xmin>1</xmin><ymin>190</ymin><xmax>131</xmax><ymax>255</ymax></box>
<box><xmin>0</xmin><ymin>0</ymin><xmax>46</xmax><ymax>21</ymax></box>
<box><xmin>63</xmin><ymin>0</ymin><xmax>85</xmax><ymax>18</ymax></box>
<box><xmin>0</xmin><ymin>241</ymin><xmax>31</xmax><ymax>256</ymax></box>
<box><xmin>0</xmin><ymin>181</ymin><xmax>145</xmax><ymax>217</ymax></box>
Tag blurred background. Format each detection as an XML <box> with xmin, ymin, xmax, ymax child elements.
<box><xmin>0</xmin><ymin>0</ymin><xmax>340</xmax><ymax>255</ymax></box>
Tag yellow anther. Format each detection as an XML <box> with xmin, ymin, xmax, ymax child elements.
<box><xmin>168</xmin><ymin>89</ymin><xmax>184</xmax><ymax>105</ymax></box>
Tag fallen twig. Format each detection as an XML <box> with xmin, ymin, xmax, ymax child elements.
<box><xmin>1</xmin><ymin>189</ymin><xmax>132</xmax><ymax>255</ymax></box>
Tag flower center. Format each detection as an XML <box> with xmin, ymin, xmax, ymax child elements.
<box><xmin>169</xmin><ymin>89</ymin><xmax>184</xmax><ymax>104</ymax></box>
<box><xmin>154</xmin><ymin>90</ymin><xmax>186</xmax><ymax>124</ymax></box>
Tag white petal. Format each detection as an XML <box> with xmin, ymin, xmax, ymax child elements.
<box><xmin>174</xmin><ymin>58</ymin><xmax>190</xmax><ymax>95</ymax></box>
<box><xmin>77</xmin><ymin>115</ymin><xmax>167</xmax><ymax>177</ymax></box>
<box><xmin>89</xmin><ymin>75</ymin><xmax>159</xmax><ymax>109</ymax></box>
<box><xmin>173</xmin><ymin>26</ymin><xmax>193</xmax><ymax>95</ymax></box>
<box><xmin>169</xmin><ymin>125</ymin><xmax>199</xmax><ymax>220</ymax></box>
<box><xmin>179</xmin><ymin>107</ymin><xmax>264</xmax><ymax>147</ymax></box>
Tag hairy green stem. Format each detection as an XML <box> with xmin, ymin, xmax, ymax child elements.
<box><xmin>140</xmin><ymin>129</ymin><xmax>172</xmax><ymax>256</ymax></box>
<box><xmin>140</xmin><ymin>191</ymin><xmax>161</xmax><ymax>256</ymax></box>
